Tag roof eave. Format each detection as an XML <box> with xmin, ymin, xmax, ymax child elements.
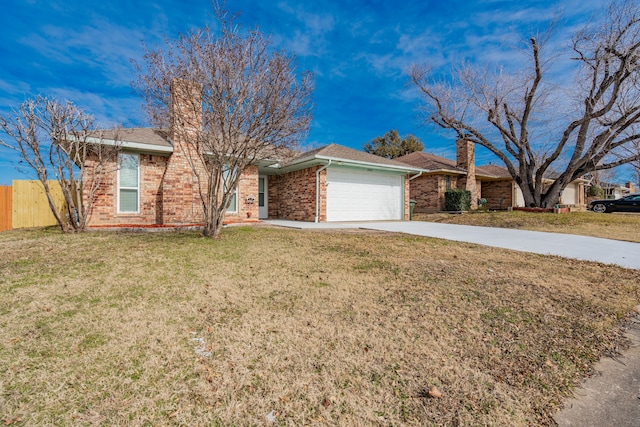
<box><xmin>422</xmin><ymin>167</ymin><xmax>466</xmax><ymax>175</ymax></box>
<box><xmin>86</xmin><ymin>137</ymin><xmax>174</xmax><ymax>155</ymax></box>
<box><xmin>315</xmin><ymin>154</ymin><xmax>422</xmax><ymax>173</ymax></box>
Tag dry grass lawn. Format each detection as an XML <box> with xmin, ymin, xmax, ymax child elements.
<box><xmin>413</xmin><ymin>211</ymin><xmax>640</xmax><ymax>243</ymax></box>
<box><xmin>1</xmin><ymin>225</ymin><xmax>639</xmax><ymax>426</ymax></box>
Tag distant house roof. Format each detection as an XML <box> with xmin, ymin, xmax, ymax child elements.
<box><xmin>599</xmin><ymin>180</ymin><xmax>631</xmax><ymax>189</ymax></box>
<box><xmin>476</xmin><ymin>164</ymin><xmax>511</xmax><ymax>178</ymax></box>
<box><xmin>279</xmin><ymin>143</ymin><xmax>422</xmax><ymax>174</ymax></box>
<box><xmin>396</xmin><ymin>151</ymin><xmax>463</xmax><ymax>173</ymax></box>
<box><xmin>396</xmin><ymin>151</ymin><xmax>511</xmax><ymax>179</ymax></box>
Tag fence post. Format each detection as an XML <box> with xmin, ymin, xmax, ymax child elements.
<box><xmin>0</xmin><ymin>185</ymin><xmax>11</xmax><ymax>231</ymax></box>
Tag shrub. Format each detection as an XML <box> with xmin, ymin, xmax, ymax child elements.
<box><xmin>445</xmin><ymin>189</ymin><xmax>471</xmax><ymax>211</ymax></box>
<box><xmin>587</xmin><ymin>186</ymin><xmax>604</xmax><ymax>198</ymax></box>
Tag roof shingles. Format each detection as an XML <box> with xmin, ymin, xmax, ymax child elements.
<box><xmin>97</xmin><ymin>128</ymin><xmax>172</xmax><ymax>148</ymax></box>
<box><xmin>290</xmin><ymin>143</ymin><xmax>417</xmax><ymax>169</ymax></box>
<box><xmin>397</xmin><ymin>151</ymin><xmax>510</xmax><ymax>179</ymax></box>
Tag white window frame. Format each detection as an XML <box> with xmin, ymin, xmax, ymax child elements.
<box><xmin>226</xmin><ymin>187</ymin><xmax>238</xmax><ymax>213</ymax></box>
<box><xmin>223</xmin><ymin>166</ymin><xmax>238</xmax><ymax>213</ymax></box>
<box><xmin>117</xmin><ymin>152</ymin><xmax>140</xmax><ymax>214</ymax></box>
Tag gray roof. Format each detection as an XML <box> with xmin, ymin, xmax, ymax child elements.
<box><xmin>96</xmin><ymin>128</ymin><xmax>172</xmax><ymax>149</ymax></box>
<box><xmin>286</xmin><ymin>144</ymin><xmax>421</xmax><ymax>172</ymax></box>
<box><xmin>396</xmin><ymin>151</ymin><xmax>511</xmax><ymax>179</ymax></box>
<box><xmin>476</xmin><ymin>164</ymin><xmax>511</xmax><ymax>178</ymax></box>
<box><xmin>86</xmin><ymin>127</ymin><xmax>173</xmax><ymax>155</ymax></box>
<box><xmin>396</xmin><ymin>151</ymin><xmax>464</xmax><ymax>173</ymax></box>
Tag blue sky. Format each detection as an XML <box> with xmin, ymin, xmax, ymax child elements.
<box><xmin>0</xmin><ymin>0</ymin><xmax>603</xmax><ymax>185</ymax></box>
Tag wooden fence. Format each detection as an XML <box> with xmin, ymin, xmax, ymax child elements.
<box><xmin>0</xmin><ymin>180</ymin><xmax>67</xmax><ymax>230</ymax></box>
<box><xmin>0</xmin><ymin>185</ymin><xmax>11</xmax><ymax>231</ymax></box>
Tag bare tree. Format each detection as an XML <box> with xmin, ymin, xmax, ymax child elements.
<box><xmin>411</xmin><ymin>0</ymin><xmax>640</xmax><ymax>207</ymax></box>
<box><xmin>0</xmin><ymin>96</ymin><xmax>120</xmax><ymax>232</ymax></box>
<box><xmin>133</xmin><ymin>6</ymin><xmax>313</xmax><ymax>238</ymax></box>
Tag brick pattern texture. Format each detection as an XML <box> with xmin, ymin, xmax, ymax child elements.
<box><xmin>268</xmin><ymin>166</ymin><xmax>324</xmax><ymax>222</ymax></box>
<box><xmin>403</xmin><ymin>177</ymin><xmax>410</xmax><ymax>220</ymax></box>
<box><xmin>227</xmin><ymin>165</ymin><xmax>259</xmax><ymax>221</ymax></box>
<box><xmin>410</xmin><ymin>174</ymin><xmax>459</xmax><ymax>213</ymax></box>
<box><xmin>481</xmin><ymin>180</ymin><xmax>514</xmax><ymax>210</ymax></box>
<box><xmin>84</xmin><ymin>154</ymin><xmax>168</xmax><ymax>225</ymax></box>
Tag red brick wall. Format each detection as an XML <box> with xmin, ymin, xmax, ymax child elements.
<box><xmin>160</xmin><ymin>147</ymin><xmax>203</xmax><ymax>224</ymax></box>
<box><xmin>481</xmin><ymin>180</ymin><xmax>513</xmax><ymax>210</ymax></box>
<box><xmin>403</xmin><ymin>177</ymin><xmax>410</xmax><ymax>220</ymax></box>
<box><xmin>268</xmin><ymin>166</ymin><xmax>322</xmax><ymax>222</ymax></box>
<box><xmin>410</xmin><ymin>174</ymin><xmax>462</xmax><ymax>213</ymax></box>
<box><xmin>85</xmin><ymin>152</ymin><xmax>260</xmax><ymax>226</ymax></box>
<box><xmin>85</xmin><ymin>153</ymin><xmax>169</xmax><ymax>225</ymax></box>
<box><xmin>225</xmin><ymin>164</ymin><xmax>259</xmax><ymax>222</ymax></box>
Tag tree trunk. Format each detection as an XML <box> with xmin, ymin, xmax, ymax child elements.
<box><xmin>202</xmin><ymin>206</ymin><xmax>224</xmax><ymax>238</ymax></box>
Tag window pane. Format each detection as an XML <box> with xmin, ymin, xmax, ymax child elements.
<box><xmin>120</xmin><ymin>189</ymin><xmax>138</xmax><ymax>212</ymax></box>
<box><xmin>258</xmin><ymin>177</ymin><xmax>265</xmax><ymax>207</ymax></box>
<box><xmin>226</xmin><ymin>192</ymin><xmax>237</xmax><ymax>212</ymax></box>
<box><xmin>120</xmin><ymin>154</ymin><xmax>138</xmax><ymax>188</ymax></box>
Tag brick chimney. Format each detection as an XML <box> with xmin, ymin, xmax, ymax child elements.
<box><xmin>162</xmin><ymin>79</ymin><xmax>204</xmax><ymax>224</ymax></box>
<box><xmin>456</xmin><ymin>139</ymin><xmax>478</xmax><ymax>209</ymax></box>
<box><xmin>169</xmin><ymin>78</ymin><xmax>202</xmax><ymax>149</ymax></box>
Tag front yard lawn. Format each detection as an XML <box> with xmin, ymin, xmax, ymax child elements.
<box><xmin>1</xmin><ymin>226</ymin><xmax>639</xmax><ymax>425</ymax></box>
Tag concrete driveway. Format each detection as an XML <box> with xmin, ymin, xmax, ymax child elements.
<box><xmin>266</xmin><ymin>220</ymin><xmax>640</xmax><ymax>270</ymax></box>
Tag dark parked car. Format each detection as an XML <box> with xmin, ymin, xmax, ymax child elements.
<box><xmin>589</xmin><ymin>193</ymin><xmax>640</xmax><ymax>213</ymax></box>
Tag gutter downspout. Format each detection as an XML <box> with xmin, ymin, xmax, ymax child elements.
<box><xmin>315</xmin><ymin>160</ymin><xmax>331</xmax><ymax>223</ymax></box>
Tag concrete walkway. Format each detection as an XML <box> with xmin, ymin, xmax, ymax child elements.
<box><xmin>266</xmin><ymin>220</ymin><xmax>640</xmax><ymax>270</ymax></box>
<box><xmin>553</xmin><ymin>311</ymin><xmax>640</xmax><ymax>426</ymax></box>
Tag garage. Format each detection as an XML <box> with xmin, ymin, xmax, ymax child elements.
<box><xmin>326</xmin><ymin>168</ymin><xmax>404</xmax><ymax>221</ymax></box>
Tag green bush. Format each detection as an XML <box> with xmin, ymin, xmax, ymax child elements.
<box><xmin>587</xmin><ymin>186</ymin><xmax>604</xmax><ymax>198</ymax></box>
<box><xmin>445</xmin><ymin>189</ymin><xmax>471</xmax><ymax>211</ymax></box>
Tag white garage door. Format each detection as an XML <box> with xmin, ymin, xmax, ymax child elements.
<box><xmin>326</xmin><ymin>168</ymin><xmax>403</xmax><ymax>221</ymax></box>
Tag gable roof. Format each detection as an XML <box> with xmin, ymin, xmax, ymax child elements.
<box><xmin>396</xmin><ymin>151</ymin><xmax>463</xmax><ymax>173</ymax></box>
<box><xmin>279</xmin><ymin>143</ymin><xmax>422</xmax><ymax>174</ymax></box>
<box><xmin>396</xmin><ymin>151</ymin><xmax>512</xmax><ymax>179</ymax></box>
<box><xmin>476</xmin><ymin>164</ymin><xmax>511</xmax><ymax>178</ymax></box>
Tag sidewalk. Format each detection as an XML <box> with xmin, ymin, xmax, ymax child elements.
<box><xmin>553</xmin><ymin>311</ymin><xmax>640</xmax><ymax>426</ymax></box>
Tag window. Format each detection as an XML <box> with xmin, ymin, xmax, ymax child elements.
<box><xmin>118</xmin><ymin>153</ymin><xmax>139</xmax><ymax>213</ymax></box>
<box><xmin>258</xmin><ymin>177</ymin><xmax>265</xmax><ymax>207</ymax></box>
<box><xmin>445</xmin><ymin>175</ymin><xmax>451</xmax><ymax>191</ymax></box>
<box><xmin>223</xmin><ymin>166</ymin><xmax>238</xmax><ymax>213</ymax></box>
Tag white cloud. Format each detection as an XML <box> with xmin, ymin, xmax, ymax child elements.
<box><xmin>273</xmin><ymin>1</ymin><xmax>336</xmax><ymax>57</ymax></box>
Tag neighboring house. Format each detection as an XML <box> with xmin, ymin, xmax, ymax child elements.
<box><xmin>84</xmin><ymin>84</ymin><xmax>421</xmax><ymax>227</ymax></box>
<box><xmin>397</xmin><ymin>140</ymin><xmax>587</xmax><ymax>213</ymax></box>
<box><xmin>397</xmin><ymin>140</ymin><xmax>519</xmax><ymax>212</ymax></box>
<box><xmin>595</xmin><ymin>181</ymin><xmax>636</xmax><ymax>199</ymax></box>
